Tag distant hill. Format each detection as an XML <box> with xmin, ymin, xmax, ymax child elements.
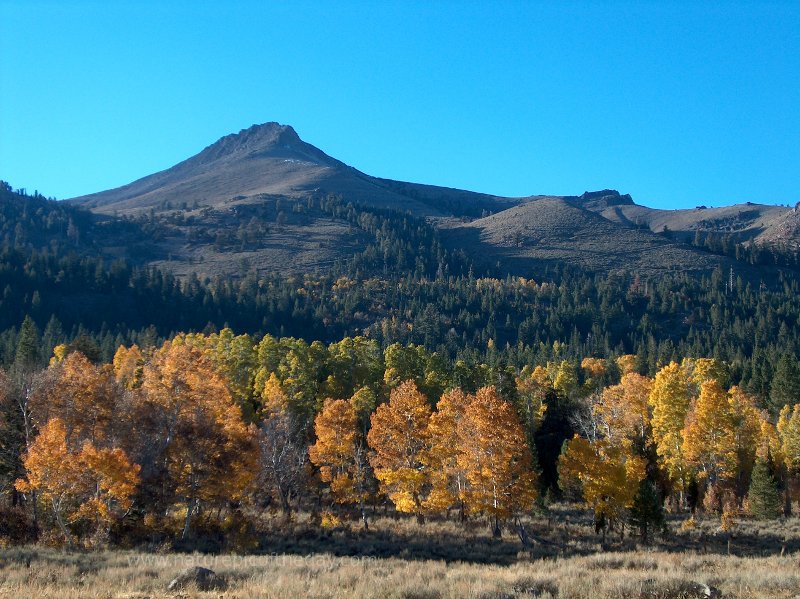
<box><xmin>62</xmin><ymin>122</ymin><xmax>798</xmax><ymax>278</ymax></box>
<box><xmin>440</xmin><ymin>196</ymin><xmax>733</xmax><ymax>276</ymax></box>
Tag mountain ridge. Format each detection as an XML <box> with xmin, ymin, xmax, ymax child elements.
<box><xmin>65</xmin><ymin>122</ymin><xmax>800</xmax><ymax>278</ymax></box>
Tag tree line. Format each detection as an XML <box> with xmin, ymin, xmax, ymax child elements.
<box><xmin>2</xmin><ymin>329</ymin><xmax>799</xmax><ymax>548</ymax></box>
<box><xmin>4</xmin><ymin>181</ymin><xmax>800</xmax><ymax>409</ymax></box>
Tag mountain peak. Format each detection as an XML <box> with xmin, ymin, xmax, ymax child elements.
<box><xmin>195</xmin><ymin>122</ymin><xmax>301</xmax><ymax>162</ymax></box>
<box><xmin>576</xmin><ymin>189</ymin><xmax>635</xmax><ymax>210</ymax></box>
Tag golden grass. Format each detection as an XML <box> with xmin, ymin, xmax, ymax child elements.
<box><xmin>3</xmin><ymin>509</ymin><xmax>800</xmax><ymax>598</ymax></box>
<box><xmin>2</xmin><ymin>546</ymin><xmax>800</xmax><ymax>598</ymax></box>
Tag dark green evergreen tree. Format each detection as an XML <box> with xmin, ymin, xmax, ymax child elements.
<box><xmin>13</xmin><ymin>315</ymin><xmax>40</xmax><ymax>370</ymax></box>
<box><xmin>629</xmin><ymin>480</ymin><xmax>665</xmax><ymax>544</ymax></box>
<box><xmin>747</xmin><ymin>458</ymin><xmax>781</xmax><ymax>520</ymax></box>
<box><xmin>769</xmin><ymin>354</ymin><xmax>800</xmax><ymax>415</ymax></box>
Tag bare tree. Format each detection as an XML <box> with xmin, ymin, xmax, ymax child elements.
<box><xmin>256</xmin><ymin>413</ymin><xmax>308</xmax><ymax>516</ymax></box>
<box><xmin>569</xmin><ymin>391</ymin><xmax>604</xmax><ymax>442</ymax></box>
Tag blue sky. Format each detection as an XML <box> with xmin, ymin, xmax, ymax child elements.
<box><xmin>1</xmin><ymin>1</ymin><xmax>798</xmax><ymax>209</ymax></box>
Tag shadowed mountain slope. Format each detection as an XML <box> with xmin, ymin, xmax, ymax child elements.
<box><xmin>64</xmin><ymin>123</ymin><xmax>798</xmax><ymax>278</ymax></box>
<box><xmin>440</xmin><ymin>196</ymin><xmax>737</xmax><ymax>276</ymax></box>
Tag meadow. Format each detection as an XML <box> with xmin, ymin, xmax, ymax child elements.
<box><xmin>3</xmin><ymin>507</ymin><xmax>800</xmax><ymax>598</ymax></box>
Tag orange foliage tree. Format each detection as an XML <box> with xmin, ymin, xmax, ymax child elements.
<box><xmin>422</xmin><ymin>388</ymin><xmax>470</xmax><ymax>516</ymax></box>
<box><xmin>458</xmin><ymin>386</ymin><xmax>538</xmax><ymax>535</ymax></box>
<box><xmin>367</xmin><ymin>381</ymin><xmax>432</xmax><ymax>521</ymax></box>
<box><xmin>309</xmin><ymin>398</ymin><xmax>371</xmax><ymax>528</ymax></box>
<box><xmin>137</xmin><ymin>341</ymin><xmax>257</xmax><ymax>539</ymax></box>
<box><xmin>31</xmin><ymin>351</ymin><xmax>122</xmax><ymax>446</ymax></box>
<box><xmin>16</xmin><ymin>418</ymin><xmax>139</xmax><ymax>547</ymax></box>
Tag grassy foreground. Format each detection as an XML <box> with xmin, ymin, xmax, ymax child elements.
<box><xmin>2</xmin><ymin>546</ymin><xmax>800</xmax><ymax>598</ymax></box>
<box><xmin>2</xmin><ymin>510</ymin><xmax>800</xmax><ymax>598</ymax></box>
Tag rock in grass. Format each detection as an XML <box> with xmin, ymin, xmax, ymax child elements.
<box><xmin>167</xmin><ymin>566</ymin><xmax>225</xmax><ymax>591</ymax></box>
<box><xmin>639</xmin><ymin>579</ymin><xmax>722</xmax><ymax>598</ymax></box>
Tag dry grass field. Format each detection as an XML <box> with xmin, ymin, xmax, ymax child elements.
<box><xmin>3</xmin><ymin>507</ymin><xmax>800</xmax><ymax>598</ymax></box>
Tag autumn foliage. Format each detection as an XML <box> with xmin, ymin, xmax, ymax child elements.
<box><xmin>5</xmin><ymin>327</ymin><xmax>800</xmax><ymax>550</ymax></box>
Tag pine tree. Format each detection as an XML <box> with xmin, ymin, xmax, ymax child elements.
<box><xmin>14</xmin><ymin>316</ymin><xmax>40</xmax><ymax>370</ymax></box>
<box><xmin>770</xmin><ymin>354</ymin><xmax>800</xmax><ymax>415</ymax></box>
<box><xmin>747</xmin><ymin>458</ymin><xmax>781</xmax><ymax>520</ymax></box>
<box><xmin>629</xmin><ymin>480</ymin><xmax>665</xmax><ymax>543</ymax></box>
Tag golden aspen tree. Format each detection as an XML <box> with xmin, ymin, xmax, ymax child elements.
<box><xmin>596</xmin><ymin>373</ymin><xmax>652</xmax><ymax>446</ymax></box>
<box><xmin>15</xmin><ymin>419</ymin><xmax>81</xmax><ymax>546</ymax></box>
<box><xmin>72</xmin><ymin>442</ymin><xmax>140</xmax><ymax>540</ymax></box>
<box><xmin>458</xmin><ymin>386</ymin><xmax>537</xmax><ymax>535</ymax></box>
<box><xmin>581</xmin><ymin>357</ymin><xmax>607</xmax><ymax>391</ymax></box>
<box><xmin>138</xmin><ymin>342</ymin><xmax>257</xmax><ymax>539</ymax></box>
<box><xmin>558</xmin><ymin>435</ymin><xmax>646</xmax><ymax>534</ymax></box>
<box><xmin>777</xmin><ymin>404</ymin><xmax>800</xmax><ymax>474</ymax></box>
<box><xmin>683</xmin><ymin>380</ymin><xmax>738</xmax><ymax>486</ymax></box>
<box><xmin>367</xmin><ymin>381</ymin><xmax>432</xmax><ymax>520</ymax></box>
<box><xmin>260</xmin><ymin>372</ymin><xmax>289</xmax><ymax>417</ymax></box>
<box><xmin>616</xmin><ymin>354</ymin><xmax>638</xmax><ymax>376</ymax></box>
<box><xmin>31</xmin><ymin>351</ymin><xmax>121</xmax><ymax>446</ymax></box>
<box><xmin>422</xmin><ymin>388</ymin><xmax>470</xmax><ymax>515</ymax></box>
<box><xmin>15</xmin><ymin>418</ymin><xmax>139</xmax><ymax>547</ymax></box>
<box><xmin>757</xmin><ymin>419</ymin><xmax>784</xmax><ymax>465</ymax></box>
<box><xmin>682</xmin><ymin>357</ymin><xmax>729</xmax><ymax>391</ymax></box>
<box><xmin>514</xmin><ymin>366</ymin><xmax>549</xmax><ymax>451</ymax></box>
<box><xmin>727</xmin><ymin>386</ymin><xmax>764</xmax><ymax>490</ymax></box>
<box><xmin>649</xmin><ymin>362</ymin><xmax>692</xmax><ymax>495</ymax></box>
<box><xmin>309</xmin><ymin>398</ymin><xmax>371</xmax><ymax>528</ymax></box>
<box><xmin>112</xmin><ymin>344</ymin><xmax>145</xmax><ymax>390</ymax></box>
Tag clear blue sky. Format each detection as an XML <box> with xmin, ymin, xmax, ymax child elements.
<box><xmin>1</xmin><ymin>1</ymin><xmax>798</xmax><ymax>208</ymax></box>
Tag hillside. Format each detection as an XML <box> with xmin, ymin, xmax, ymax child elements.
<box><xmin>440</xmin><ymin>195</ymin><xmax>736</xmax><ymax>276</ymax></box>
<box><xmin>55</xmin><ymin>123</ymin><xmax>800</xmax><ymax>278</ymax></box>
<box><xmin>583</xmin><ymin>191</ymin><xmax>797</xmax><ymax>248</ymax></box>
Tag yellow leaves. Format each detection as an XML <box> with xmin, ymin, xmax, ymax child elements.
<box><xmin>597</xmin><ymin>373</ymin><xmax>652</xmax><ymax>444</ymax></box>
<box><xmin>368</xmin><ymin>381</ymin><xmax>431</xmax><ymax>515</ymax></box>
<box><xmin>261</xmin><ymin>373</ymin><xmax>289</xmax><ymax>417</ymax></box>
<box><xmin>50</xmin><ymin>344</ymin><xmax>68</xmax><ymax>365</ymax></box>
<box><xmin>778</xmin><ymin>404</ymin><xmax>800</xmax><ymax>473</ymax></box>
<box><xmin>309</xmin><ymin>398</ymin><xmax>368</xmax><ymax>505</ymax></box>
<box><xmin>112</xmin><ymin>344</ymin><xmax>145</xmax><ymax>390</ymax></box>
<box><xmin>16</xmin><ymin>418</ymin><xmax>140</xmax><ymax>535</ymax></box>
<box><xmin>457</xmin><ymin>386</ymin><xmax>538</xmax><ymax>518</ymax></box>
<box><xmin>552</xmin><ymin>361</ymin><xmax>578</xmax><ymax>399</ymax></box>
<box><xmin>422</xmin><ymin>388</ymin><xmax>469</xmax><ymax>513</ymax></box>
<box><xmin>683</xmin><ymin>380</ymin><xmax>737</xmax><ymax>483</ymax></box>
<box><xmin>683</xmin><ymin>382</ymin><xmax>765</xmax><ymax>487</ymax></box>
<box><xmin>616</xmin><ymin>354</ymin><xmax>638</xmax><ymax>376</ymax></box>
<box><xmin>558</xmin><ymin>435</ymin><xmax>645</xmax><ymax>522</ymax></box>
<box><xmin>682</xmin><ymin>357</ymin><xmax>729</xmax><ymax>390</ymax></box>
<box><xmin>581</xmin><ymin>358</ymin><xmax>607</xmax><ymax>391</ymax></box>
<box><xmin>515</xmin><ymin>366</ymin><xmax>549</xmax><ymax>436</ymax></box>
<box><xmin>649</xmin><ymin>362</ymin><xmax>692</xmax><ymax>487</ymax></box>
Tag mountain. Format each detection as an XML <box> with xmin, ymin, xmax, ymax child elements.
<box><xmin>70</xmin><ymin>123</ymin><xmax>516</xmax><ymax>218</ymax></box>
<box><xmin>64</xmin><ymin>122</ymin><xmax>798</xmax><ymax>279</ymax></box>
